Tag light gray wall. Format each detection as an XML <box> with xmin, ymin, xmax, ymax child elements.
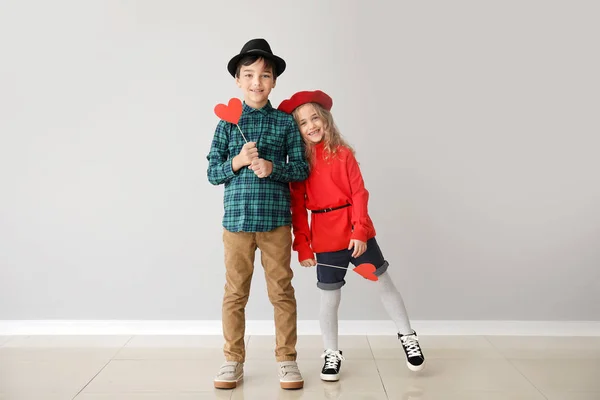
<box><xmin>1</xmin><ymin>1</ymin><xmax>598</xmax><ymax>321</ymax></box>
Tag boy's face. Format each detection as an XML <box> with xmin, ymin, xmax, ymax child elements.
<box><xmin>236</xmin><ymin>58</ymin><xmax>276</xmax><ymax>109</ymax></box>
<box><xmin>295</xmin><ymin>104</ymin><xmax>325</xmax><ymax>144</ymax></box>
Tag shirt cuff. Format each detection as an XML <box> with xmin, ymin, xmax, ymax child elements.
<box><xmin>268</xmin><ymin>160</ymin><xmax>284</xmax><ymax>181</ymax></box>
<box><xmin>226</xmin><ymin>158</ymin><xmax>238</xmax><ymax>178</ymax></box>
<box><xmin>297</xmin><ymin>245</ymin><xmax>315</xmax><ymax>263</ymax></box>
<box><xmin>351</xmin><ymin>227</ymin><xmax>369</xmax><ymax>243</ymax></box>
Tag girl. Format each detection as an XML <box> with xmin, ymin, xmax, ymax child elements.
<box><xmin>278</xmin><ymin>90</ymin><xmax>425</xmax><ymax>382</ymax></box>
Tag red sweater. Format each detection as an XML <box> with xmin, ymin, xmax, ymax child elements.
<box><xmin>290</xmin><ymin>143</ymin><xmax>376</xmax><ymax>262</ymax></box>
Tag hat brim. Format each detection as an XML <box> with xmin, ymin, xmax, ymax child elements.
<box><xmin>227</xmin><ymin>50</ymin><xmax>286</xmax><ymax>78</ymax></box>
<box><xmin>277</xmin><ymin>90</ymin><xmax>333</xmax><ymax>114</ymax></box>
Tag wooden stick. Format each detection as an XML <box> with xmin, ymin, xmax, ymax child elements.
<box><xmin>317</xmin><ymin>262</ymin><xmax>349</xmax><ymax>271</ymax></box>
<box><xmin>236</xmin><ymin>124</ymin><xmax>248</xmax><ymax>143</ymax></box>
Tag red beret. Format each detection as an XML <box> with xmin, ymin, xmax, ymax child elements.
<box><xmin>277</xmin><ymin>90</ymin><xmax>333</xmax><ymax>114</ymax></box>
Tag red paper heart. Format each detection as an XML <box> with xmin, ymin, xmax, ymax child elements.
<box><xmin>353</xmin><ymin>263</ymin><xmax>378</xmax><ymax>281</ymax></box>
<box><xmin>214</xmin><ymin>98</ymin><xmax>243</xmax><ymax>125</ymax></box>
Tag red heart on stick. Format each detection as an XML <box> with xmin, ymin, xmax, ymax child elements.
<box><xmin>214</xmin><ymin>98</ymin><xmax>243</xmax><ymax>124</ymax></box>
<box><xmin>353</xmin><ymin>263</ymin><xmax>378</xmax><ymax>281</ymax></box>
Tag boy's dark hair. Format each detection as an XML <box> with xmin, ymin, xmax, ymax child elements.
<box><xmin>235</xmin><ymin>56</ymin><xmax>278</xmax><ymax>80</ymax></box>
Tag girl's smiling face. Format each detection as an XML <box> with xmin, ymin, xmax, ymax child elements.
<box><xmin>295</xmin><ymin>103</ymin><xmax>325</xmax><ymax>144</ymax></box>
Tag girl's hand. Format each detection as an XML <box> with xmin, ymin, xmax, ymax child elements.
<box><xmin>300</xmin><ymin>259</ymin><xmax>316</xmax><ymax>267</ymax></box>
<box><xmin>348</xmin><ymin>239</ymin><xmax>367</xmax><ymax>258</ymax></box>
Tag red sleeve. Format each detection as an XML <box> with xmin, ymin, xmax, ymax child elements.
<box><xmin>289</xmin><ymin>181</ymin><xmax>315</xmax><ymax>262</ymax></box>
<box><xmin>346</xmin><ymin>152</ymin><xmax>370</xmax><ymax>242</ymax></box>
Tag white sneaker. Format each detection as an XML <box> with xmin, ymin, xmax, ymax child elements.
<box><xmin>214</xmin><ymin>361</ymin><xmax>243</xmax><ymax>389</ymax></box>
<box><xmin>278</xmin><ymin>360</ymin><xmax>304</xmax><ymax>389</ymax></box>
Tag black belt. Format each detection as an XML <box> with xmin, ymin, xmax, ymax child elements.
<box><xmin>311</xmin><ymin>204</ymin><xmax>351</xmax><ymax>214</ymax></box>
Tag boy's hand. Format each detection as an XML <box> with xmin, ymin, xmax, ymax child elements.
<box><xmin>348</xmin><ymin>239</ymin><xmax>367</xmax><ymax>258</ymax></box>
<box><xmin>232</xmin><ymin>142</ymin><xmax>258</xmax><ymax>171</ymax></box>
<box><xmin>300</xmin><ymin>259</ymin><xmax>316</xmax><ymax>267</ymax></box>
<box><xmin>249</xmin><ymin>158</ymin><xmax>273</xmax><ymax>178</ymax></box>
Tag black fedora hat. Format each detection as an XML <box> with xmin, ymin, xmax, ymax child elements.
<box><xmin>227</xmin><ymin>38</ymin><xmax>286</xmax><ymax>78</ymax></box>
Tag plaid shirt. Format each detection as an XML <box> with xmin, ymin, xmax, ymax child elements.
<box><xmin>207</xmin><ymin>101</ymin><xmax>309</xmax><ymax>232</ymax></box>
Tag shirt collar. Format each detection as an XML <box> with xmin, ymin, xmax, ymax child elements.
<box><xmin>243</xmin><ymin>100</ymin><xmax>274</xmax><ymax>115</ymax></box>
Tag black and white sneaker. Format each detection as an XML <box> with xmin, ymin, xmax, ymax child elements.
<box><xmin>320</xmin><ymin>349</ymin><xmax>345</xmax><ymax>381</ymax></box>
<box><xmin>398</xmin><ymin>331</ymin><xmax>425</xmax><ymax>372</ymax></box>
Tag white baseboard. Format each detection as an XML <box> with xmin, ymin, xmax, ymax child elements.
<box><xmin>1</xmin><ymin>320</ymin><xmax>599</xmax><ymax>336</ymax></box>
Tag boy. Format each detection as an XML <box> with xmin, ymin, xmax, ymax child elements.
<box><xmin>207</xmin><ymin>38</ymin><xmax>309</xmax><ymax>390</ymax></box>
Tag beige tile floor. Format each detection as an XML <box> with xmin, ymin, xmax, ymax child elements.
<box><xmin>1</xmin><ymin>335</ymin><xmax>599</xmax><ymax>399</ymax></box>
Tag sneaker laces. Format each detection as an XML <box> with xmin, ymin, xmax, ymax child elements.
<box><xmin>321</xmin><ymin>349</ymin><xmax>345</xmax><ymax>369</ymax></box>
<box><xmin>400</xmin><ymin>334</ymin><xmax>422</xmax><ymax>357</ymax></box>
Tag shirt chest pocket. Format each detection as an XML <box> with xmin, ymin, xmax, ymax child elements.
<box><xmin>258</xmin><ymin>133</ymin><xmax>286</xmax><ymax>160</ymax></box>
